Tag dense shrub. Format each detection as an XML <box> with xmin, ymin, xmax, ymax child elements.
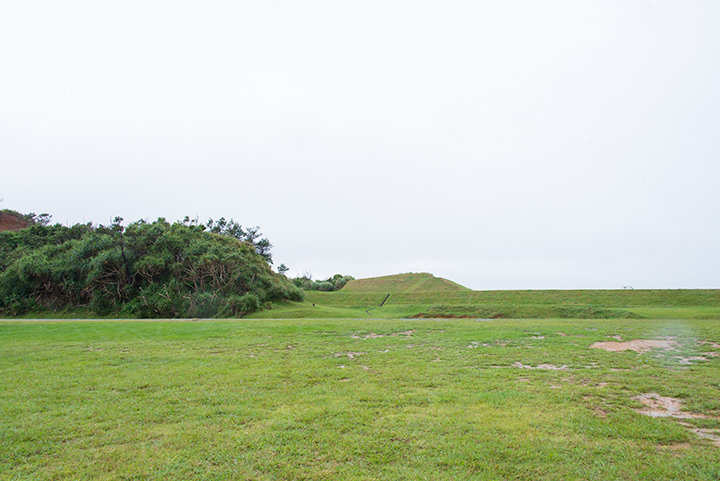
<box><xmin>292</xmin><ymin>274</ymin><xmax>354</xmax><ymax>292</ymax></box>
<box><xmin>0</xmin><ymin>217</ymin><xmax>302</xmax><ymax>318</ymax></box>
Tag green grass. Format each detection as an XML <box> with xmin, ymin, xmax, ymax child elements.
<box><xmin>2</xmin><ymin>318</ymin><xmax>719</xmax><ymax>480</ymax></box>
<box><xmin>295</xmin><ymin>287</ymin><xmax>720</xmax><ymax>320</ymax></box>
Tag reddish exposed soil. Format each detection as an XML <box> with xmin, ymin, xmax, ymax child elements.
<box><xmin>0</xmin><ymin>212</ymin><xmax>29</xmax><ymax>232</ymax></box>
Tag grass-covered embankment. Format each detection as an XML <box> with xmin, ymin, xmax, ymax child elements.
<box><xmin>2</xmin><ymin>318</ymin><xmax>719</xmax><ymax>480</ymax></box>
<box><xmin>251</xmin><ymin>273</ymin><xmax>720</xmax><ymax>319</ymax></box>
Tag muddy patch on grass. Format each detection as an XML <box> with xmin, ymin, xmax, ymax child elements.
<box><xmin>350</xmin><ymin>330</ymin><xmax>416</xmax><ymax>340</ymax></box>
<box><xmin>391</xmin><ymin>330</ymin><xmax>416</xmax><ymax>337</ymax></box>
<box><xmin>656</xmin><ymin>442</ymin><xmax>693</xmax><ymax>452</ymax></box>
<box><xmin>513</xmin><ymin>362</ymin><xmax>568</xmax><ymax>371</ymax></box>
<box><xmin>678</xmin><ymin>424</ymin><xmax>720</xmax><ymax>446</ymax></box>
<box><xmin>634</xmin><ymin>394</ymin><xmax>705</xmax><ymax>419</ymax></box>
<box><xmin>590</xmin><ymin>339</ymin><xmax>678</xmax><ymax>353</ymax></box>
<box><xmin>350</xmin><ymin>332</ymin><xmax>384</xmax><ymax>339</ymax></box>
<box><xmin>674</xmin><ymin>356</ymin><xmax>711</xmax><ymax>365</ymax></box>
<box><xmin>335</xmin><ymin>352</ymin><xmax>365</xmax><ymax>360</ymax></box>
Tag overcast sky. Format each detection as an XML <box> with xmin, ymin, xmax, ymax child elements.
<box><xmin>2</xmin><ymin>1</ymin><xmax>719</xmax><ymax>290</ymax></box>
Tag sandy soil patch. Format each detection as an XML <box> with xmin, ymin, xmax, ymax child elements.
<box><xmin>590</xmin><ymin>339</ymin><xmax>678</xmax><ymax>353</ymax></box>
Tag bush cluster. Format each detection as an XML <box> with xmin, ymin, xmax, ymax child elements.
<box><xmin>0</xmin><ymin>217</ymin><xmax>302</xmax><ymax>318</ymax></box>
<box><xmin>292</xmin><ymin>274</ymin><xmax>354</xmax><ymax>292</ymax></box>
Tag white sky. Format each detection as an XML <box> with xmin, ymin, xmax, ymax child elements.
<box><xmin>2</xmin><ymin>0</ymin><xmax>719</xmax><ymax>289</ymax></box>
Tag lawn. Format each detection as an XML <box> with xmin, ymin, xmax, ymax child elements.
<box><xmin>1</xmin><ymin>318</ymin><xmax>719</xmax><ymax>480</ymax></box>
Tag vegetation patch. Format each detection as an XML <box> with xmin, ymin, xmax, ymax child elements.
<box><xmin>0</xmin><ymin>216</ymin><xmax>301</xmax><ymax>318</ymax></box>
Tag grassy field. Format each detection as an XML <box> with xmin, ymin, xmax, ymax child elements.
<box><xmin>2</xmin><ymin>318</ymin><xmax>719</xmax><ymax>480</ymax></box>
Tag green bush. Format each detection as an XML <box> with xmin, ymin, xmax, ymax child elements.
<box><xmin>0</xmin><ymin>217</ymin><xmax>299</xmax><ymax>318</ymax></box>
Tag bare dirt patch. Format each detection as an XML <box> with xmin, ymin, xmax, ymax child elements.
<box><xmin>656</xmin><ymin>442</ymin><xmax>693</xmax><ymax>452</ymax></box>
<box><xmin>679</xmin><ymin>425</ymin><xmax>720</xmax><ymax>446</ymax></box>
<box><xmin>335</xmin><ymin>352</ymin><xmax>365</xmax><ymax>360</ymax></box>
<box><xmin>513</xmin><ymin>362</ymin><xmax>568</xmax><ymax>371</ymax></box>
<box><xmin>350</xmin><ymin>333</ymin><xmax>384</xmax><ymax>339</ymax></box>
<box><xmin>592</xmin><ymin>407</ymin><xmax>608</xmax><ymax>417</ymax></box>
<box><xmin>351</xmin><ymin>330</ymin><xmax>416</xmax><ymax>339</ymax></box>
<box><xmin>634</xmin><ymin>394</ymin><xmax>704</xmax><ymax>419</ymax></box>
<box><xmin>391</xmin><ymin>330</ymin><xmax>416</xmax><ymax>337</ymax></box>
<box><xmin>674</xmin><ymin>356</ymin><xmax>710</xmax><ymax>365</ymax></box>
<box><xmin>590</xmin><ymin>339</ymin><xmax>678</xmax><ymax>353</ymax></box>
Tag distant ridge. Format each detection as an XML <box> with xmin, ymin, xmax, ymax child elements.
<box><xmin>342</xmin><ymin>272</ymin><xmax>469</xmax><ymax>294</ymax></box>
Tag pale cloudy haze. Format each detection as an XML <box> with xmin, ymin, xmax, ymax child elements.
<box><xmin>2</xmin><ymin>1</ymin><xmax>718</xmax><ymax>289</ymax></box>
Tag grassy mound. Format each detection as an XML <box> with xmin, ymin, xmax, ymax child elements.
<box><xmin>342</xmin><ymin>272</ymin><xmax>469</xmax><ymax>294</ymax></box>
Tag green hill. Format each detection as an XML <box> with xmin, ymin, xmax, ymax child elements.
<box><xmin>342</xmin><ymin>272</ymin><xmax>469</xmax><ymax>294</ymax></box>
